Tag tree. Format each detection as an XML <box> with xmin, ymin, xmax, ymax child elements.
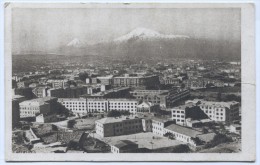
<box><xmin>107</xmin><ymin>110</ymin><xmax>121</xmax><ymax>117</ymax></box>
<box><xmin>205</xmin><ymin>134</ymin><xmax>233</xmax><ymax>148</ymax></box>
<box><xmin>206</xmin><ymin>83</ymin><xmax>215</xmax><ymax>88</ymax></box>
<box><xmin>67</xmin><ymin>120</ymin><xmax>76</xmax><ymax>128</ymax></box>
<box><xmin>171</xmin><ymin>144</ymin><xmax>191</xmax><ymax>153</ymax></box>
<box><xmin>202</xmin><ymin>127</ymin><xmax>209</xmax><ymax>134</ymax></box>
<box><xmin>79</xmin><ymin>72</ymin><xmax>89</xmax><ymax>82</ymax></box>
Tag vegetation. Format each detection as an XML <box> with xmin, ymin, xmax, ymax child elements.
<box><xmin>107</xmin><ymin>110</ymin><xmax>130</xmax><ymax>117</ymax></box>
<box><xmin>171</xmin><ymin>144</ymin><xmax>191</xmax><ymax>153</ymax></box>
<box><xmin>78</xmin><ymin>72</ymin><xmax>89</xmax><ymax>82</ymax></box>
<box><xmin>164</xmin><ymin>132</ymin><xmax>175</xmax><ymax>140</ymax></box>
<box><xmin>205</xmin><ymin>133</ymin><xmax>233</xmax><ymax>148</ymax></box>
<box><xmin>67</xmin><ymin>120</ymin><xmax>76</xmax><ymax>128</ymax></box>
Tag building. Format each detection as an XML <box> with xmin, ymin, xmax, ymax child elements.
<box><xmin>47</xmin><ymin>79</ymin><xmax>69</xmax><ymax>89</ymax></box>
<box><xmin>163</xmin><ymin>124</ymin><xmax>202</xmax><ymax>146</ymax></box>
<box><xmin>229</xmin><ymin>124</ymin><xmax>241</xmax><ymax>134</ymax></box>
<box><xmin>152</xmin><ymin>118</ymin><xmax>174</xmax><ymax>136</ymax></box>
<box><xmin>185</xmin><ymin>99</ymin><xmax>240</xmax><ymax>124</ymax></box>
<box><xmin>97</xmin><ymin>75</ymin><xmax>113</xmax><ymax>85</ymax></box>
<box><xmin>130</xmin><ymin>89</ymin><xmax>190</xmax><ymax>108</ymax></box>
<box><xmin>160</xmin><ymin>77</ymin><xmax>180</xmax><ymax>86</ymax></box>
<box><xmin>47</xmin><ymin>87</ymin><xmax>88</xmax><ymax>98</ymax></box>
<box><xmin>113</xmin><ymin>74</ymin><xmax>160</xmax><ymax>88</ymax></box>
<box><xmin>87</xmin><ymin>98</ymin><xmax>139</xmax><ymax>114</ymax></box>
<box><xmin>185</xmin><ymin>78</ymin><xmax>224</xmax><ymax>89</ymax></box>
<box><xmin>136</xmin><ymin>101</ymin><xmax>159</xmax><ymax>114</ymax></box>
<box><xmin>19</xmin><ymin>97</ymin><xmax>58</xmax><ymax>118</ymax></box>
<box><xmin>12</xmin><ymin>95</ymin><xmax>26</xmax><ymax>128</ymax></box>
<box><xmin>111</xmin><ymin>140</ymin><xmax>138</xmax><ymax>153</ymax></box>
<box><xmin>58</xmin><ymin>98</ymin><xmax>88</xmax><ymax>115</ymax></box>
<box><xmin>58</xmin><ymin>98</ymin><xmax>139</xmax><ymax>114</ymax></box>
<box><xmin>17</xmin><ymin>81</ymin><xmax>30</xmax><ymax>88</ymax></box>
<box><xmin>95</xmin><ymin>116</ymin><xmax>143</xmax><ymax>137</ymax></box>
<box><xmin>35</xmin><ymin>113</ymin><xmax>58</xmax><ymax>123</ymax></box>
<box><xmin>32</xmin><ymin>87</ymin><xmax>49</xmax><ymax>98</ymax></box>
<box><xmin>83</xmin><ymin>87</ymin><xmax>131</xmax><ymax>99</ymax></box>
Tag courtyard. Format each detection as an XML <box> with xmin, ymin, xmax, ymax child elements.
<box><xmin>94</xmin><ymin>132</ymin><xmax>184</xmax><ymax>150</ymax></box>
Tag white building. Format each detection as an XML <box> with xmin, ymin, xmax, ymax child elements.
<box><xmin>185</xmin><ymin>99</ymin><xmax>240</xmax><ymax>124</ymax></box>
<box><xmin>58</xmin><ymin>98</ymin><xmax>88</xmax><ymax>115</ymax></box>
<box><xmin>19</xmin><ymin>100</ymin><xmax>50</xmax><ymax>118</ymax></box>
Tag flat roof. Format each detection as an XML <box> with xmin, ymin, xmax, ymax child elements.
<box><xmin>164</xmin><ymin>124</ymin><xmax>202</xmax><ymax>137</ymax></box>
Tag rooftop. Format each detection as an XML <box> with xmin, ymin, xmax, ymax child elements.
<box><xmin>111</xmin><ymin>140</ymin><xmax>137</xmax><ymax>149</ymax></box>
<box><xmin>96</xmin><ymin>116</ymin><xmax>140</xmax><ymax>124</ymax></box>
<box><xmin>185</xmin><ymin>99</ymin><xmax>239</xmax><ymax>108</ymax></box>
<box><xmin>164</xmin><ymin>124</ymin><xmax>202</xmax><ymax>137</ymax></box>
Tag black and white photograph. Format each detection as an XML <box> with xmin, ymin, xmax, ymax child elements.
<box><xmin>4</xmin><ymin>3</ymin><xmax>255</xmax><ymax>161</ymax></box>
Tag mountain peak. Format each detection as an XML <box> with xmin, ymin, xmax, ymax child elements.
<box><xmin>67</xmin><ymin>38</ymin><xmax>83</xmax><ymax>47</ymax></box>
<box><xmin>114</xmin><ymin>27</ymin><xmax>190</xmax><ymax>42</ymax></box>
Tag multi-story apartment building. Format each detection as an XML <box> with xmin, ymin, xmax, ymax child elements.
<box><xmin>130</xmin><ymin>89</ymin><xmax>190</xmax><ymax>108</ymax></box>
<box><xmin>95</xmin><ymin>116</ymin><xmax>143</xmax><ymax>137</ymax></box>
<box><xmin>185</xmin><ymin>99</ymin><xmax>240</xmax><ymax>124</ymax></box>
<box><xmin>113</xmin><ymin>74</ymin><xmax>160</xmax><ymax>88</ymax></box>
<box><xmin>58</xmin><ymin>98</ymin><xmax>88</xmax><ymax>115</ymax></box>
<box><xmin>58</xmin><ymin>98</ymin><xmax>139</xmax><ymax>114</ymax></box>
<box><xmin>87</xmin><ymin>98</ymin><xmax>139</xmax><ymax>114</ymax></box>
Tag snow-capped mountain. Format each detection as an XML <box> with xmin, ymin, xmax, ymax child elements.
<box><xmin>114</xmin><ymin>27</ymin><xmax>189</xmax><ymax>42</ymax></box>
<box><xmin>67</xmin><ymin>38</ymin><xmax>83</xmax><ymax>48</ymax></box>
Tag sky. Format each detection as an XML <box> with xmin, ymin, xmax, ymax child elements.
<box><xmin>12</xmin><ymin>8</ymin><xmax>240</xmax><ymax>54</ymax></box>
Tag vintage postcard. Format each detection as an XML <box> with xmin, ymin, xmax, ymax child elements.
<box><xmin>5</xmin><ymin>3</ymin><xmax>255</xmax><ymax>161</ymax></box>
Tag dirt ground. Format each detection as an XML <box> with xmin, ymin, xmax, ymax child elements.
<box><xmin>95</xmin><ymin>132</ymin><xmax>184</xmax><ymax>150</ymax></box>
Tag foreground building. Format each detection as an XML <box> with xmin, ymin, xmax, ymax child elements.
<box><xmin>19</xmin><ymin>97</ymin><xmax>58</xmax><ymax>118</ymax></box>
<box><xmin>185</xmin><ymin>99</ymin><xmax>240</xmax><ymax>124</ymax></box>
<box><xmin>111</xmin><ymin>140</ymin><xmax>138</xmax><ymax>153</ymax></box>
<box><xmin>95</xmin><ymin>116</ymin><xmax>143</xmax><ymax>137</ymax></box>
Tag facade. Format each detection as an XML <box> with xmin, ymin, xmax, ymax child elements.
<box><xmin>136</xmin><ymin>101</ymin><xmax>160</xmax><ymax>114</ymax></box>
<box><xmin>47</xmin><ymin>87</ymin><xmax>88</xmax><ymax>98</ymax></box>
<box><xmin>58</xmin><ymin>98</ymin><xmax>88</xmax><ymax>115</ymax></box>
<box><xmin>130</xmin><ymin>89</ymin><xmax>190</xmax><ymax>108</ymax></box>
<box><xmin>163</xmin><ymin>124</ymin><xmax>201</xmax><ymax>146</ymax></box>
<box><xmin>111</xmin><ymin>140</ymin><xmax>138</xmax><ymax>153</ymax></box>
<box><xmin>47</xmin><ymin>79</ymin><xmax>69</xmax><ymax>89</ymax></box>
<box><xmin>160</xmin><ymin>77</ymin><xmax>180</xmax><ymax>86</ymax></box>
<box><xmin>97</xmin><ymin>75</ymin><xmax>113</xmax><ymax>85</ymax></box>
<box><xmin>19</xmin><ymin>97</ymin><xmax>58</xmax><ymax>118</ymax></box>
<box><xmin>17</xmin><ymin>81</ymin><xmax>31</xmax><ymax>88</ymax></box>
<box><xmin>95</xmin><ymin>116</ymin><xmax>143</xmax><ymax>137</ymax></box>
<box><xmin>58</xmin><ymin>98</ymin><xmax>139</xmax><ymax>114</ymax></box>
<box><xmin>19</xmin><ymin>100</ymin><xmax>50</xmax><ymax>118</ymax></box>
<box><xmin>185</xmin><ymin>99</ymin><xmax>240</xmax><ymax>124</ymax></box>
<box><xmin>32</xmin><ymin>87</ymin><xmax>49</xmax><ymax>98</ymax></box>
<box><xmin>113</xmin><ymin>74</ymin><xmax>160</xmax><ymax>88</ymax></box>
<box><xmin>12</xmin><ymin>95</ymin><xmax>26</xmax><ymax>128</ymax></box>
<box><xmin>152</xmin><ymin>118</ymin><xmax>174</xmax><ymax>136</ymax></box>
<box><xmin>171</xmin><ymin>106</ymin><xmax>186</xmax><ymax>126</ymax></box>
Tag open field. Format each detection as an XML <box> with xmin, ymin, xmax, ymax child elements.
<box><xmin>95</xmin><ymin>132</ymin><xmax>184</xmax><ymax>150</ymax></box>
